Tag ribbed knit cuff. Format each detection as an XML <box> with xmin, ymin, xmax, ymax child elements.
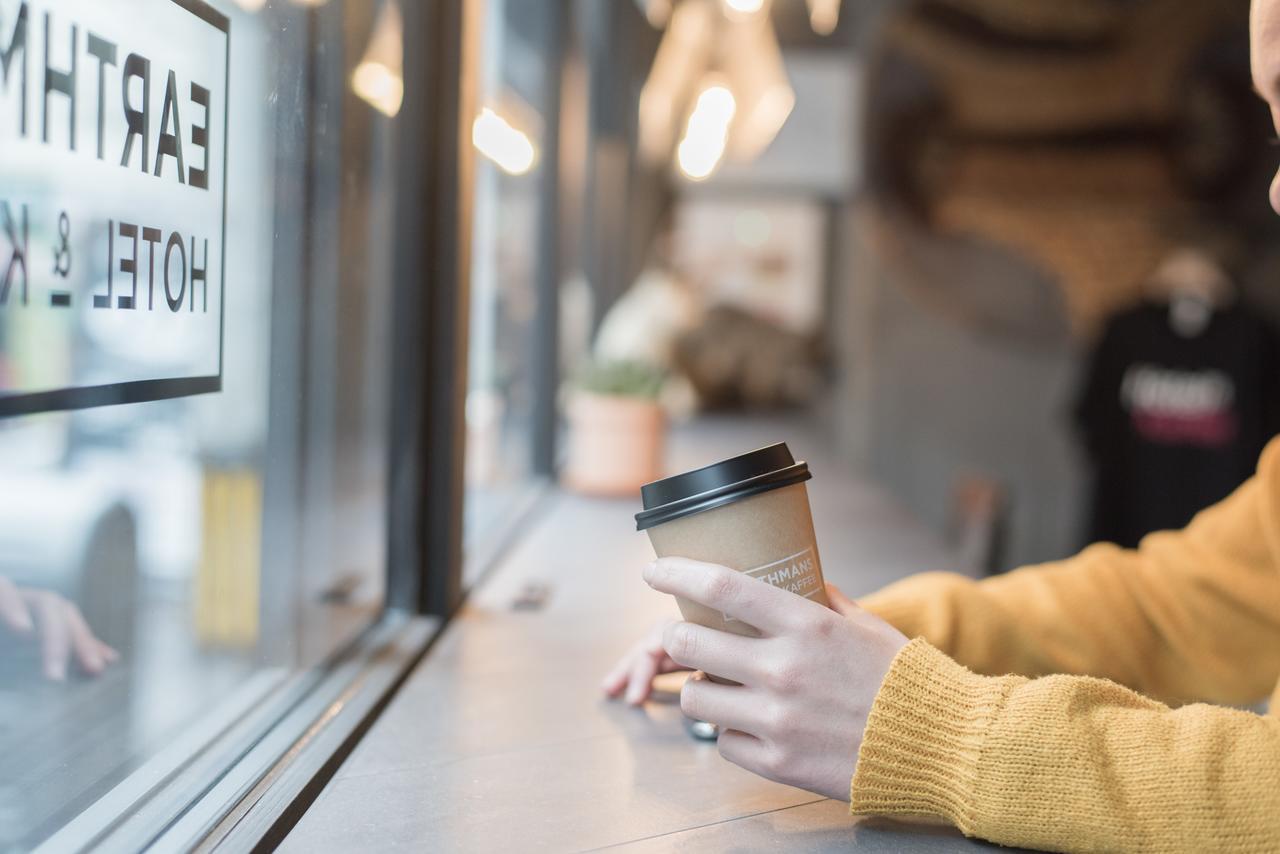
<box><xmin>850</xmin><ymin>638</ymin><xmax>1019</xmax><ymax>833</ymax></box>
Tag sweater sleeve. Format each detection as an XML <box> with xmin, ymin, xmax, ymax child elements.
<box><xmin>851</xmin><ymin>639</ymin><xmax>1280</xmax><ymax>853</ymax></box>
<box><xmin>860</xmin><ymin>438</ymin><xmax>1280</xmax><ymax>706</ymax></box>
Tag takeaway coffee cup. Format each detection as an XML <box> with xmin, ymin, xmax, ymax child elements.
<box><xmin>635</xmin><ymin>443</ymin><xmax>828</xmax><ymax>640</ymax></box>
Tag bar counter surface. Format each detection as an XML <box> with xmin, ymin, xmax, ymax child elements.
<box><xmin>281</xmin><ymin>417</ymin><xmax>1017</xmax><ymax>852</ymax></box>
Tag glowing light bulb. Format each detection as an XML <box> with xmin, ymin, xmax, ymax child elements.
<box><xmin>353</xmin><ymin>62</ymin><xmax>404</xmax><ymax>117</ymax></box>
<box><xmin>351</xmin><ymin>1</ymin><xmax>404</xmax><ymax>117</ymax></box>
<box><xmin>677</xmin><ymin>84</ymin><xmax>736</xmax><ymax>181</ymax></box>
<box><xmin>806</xmin><ymin>0</ymin><xmax>840</xmax><ymax>35</ymax></box>
<box><xmin>472</xmin><ymin>108</ymin><xmax>537</xmax><ymax>175</ymax></box>
<box><xmin>695</xmin><ymin>85</ymin><xmax>736</xmax><ymax>125</ymax></box>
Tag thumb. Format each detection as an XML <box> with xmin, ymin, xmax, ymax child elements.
<box><xmin>825</xmin><ymin>582</ymin><xmax>861</xmax><ymax>618</ymax></box>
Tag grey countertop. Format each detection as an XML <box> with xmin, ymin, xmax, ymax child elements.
<box><xmin>281</xmin><ymin>417</ymin><xmax>1007</xmax><ymax>852</ymax></box>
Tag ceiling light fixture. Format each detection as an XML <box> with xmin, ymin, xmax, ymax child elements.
<box><xmin>472</xmin><ymin>107</ymin><xmax>537</xmax><ymax>176</ymax></box>
<box><xmin>806</xmin><ymin>0</ymin><xmax>840</xmax><ymax>36</ymax></box>
<box><xmin>677</xmin><ymin>83</ymin><xmax>736</xmax><ymax>180</ymax></box>
<box><xmin>351</xmin><ymin>0</ymin><xmax>404</xmax><ymax>117</ymax></box>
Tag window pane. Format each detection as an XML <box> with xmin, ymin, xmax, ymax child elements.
<box><xmin>0</xmin><ymin>0</ymin><xmax>399</xmax><ymax>845</ymax></box>
<box><xmin>463</xmin><ymin>0</ymin><xmax>550</xmax><ymax>580</ymax></box>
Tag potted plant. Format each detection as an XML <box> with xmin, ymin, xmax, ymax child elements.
<box><xmin>563</xmin><ymin>359</ymin><xmax>666</xmax><ymax>497</ymax></box>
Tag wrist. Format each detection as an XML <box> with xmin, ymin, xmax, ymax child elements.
<box><xmin>849</xmin><ymin>638</ymin><xmax>1021</xmax><ymax>832</ymax></box>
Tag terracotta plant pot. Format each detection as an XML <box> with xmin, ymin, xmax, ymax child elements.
<box><xmin>564</xmin><ymin>392</ymin><xmax>665</xmax><ymax>497</ymax></box>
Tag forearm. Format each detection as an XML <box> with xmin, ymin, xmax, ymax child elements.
<box><xmin>861</xmin><ymin>540</ymin><xmax>1280</xmax><ymax>705</ymax></box>
<box><xmin>859</xmin><ymin>554</ymin><xmax>1157</xmax><ymax>687</ymax></box>
<box><xmin>861</xmin><ymin>440</ymin><xmax>1280</xmax><ymax>703</ymax></box>
<box><xmin>852</xmin><ymin>640</ymin><xmax>1280</xmax><ymax>853</ymax></box>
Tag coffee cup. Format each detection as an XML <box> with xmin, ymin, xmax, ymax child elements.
<box><xmin>635</xmin><ymin>443</ymin><xmax>828</xmax><ymax>642</ymax></box>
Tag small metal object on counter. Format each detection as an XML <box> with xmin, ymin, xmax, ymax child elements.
<box><xmin>511</xmin><ymin>581</ymin><xmax>552</xmax><ymax>611</ymax></box>
<box><xmin>684</xmin><ymin>716</ymin><xmax>720</xmax><ymax>741</ymax></box>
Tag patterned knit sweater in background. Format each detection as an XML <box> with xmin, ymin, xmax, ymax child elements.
<box><xmin>854</xmin><ymin>437</ymin><xmax>1280</xmax><ymax>852</ymax></box>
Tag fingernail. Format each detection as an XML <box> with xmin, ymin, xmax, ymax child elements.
<box><xmin>642</xmin><ymin>562</ymin><xmax>657</xmax><ymax>583</ymax></box>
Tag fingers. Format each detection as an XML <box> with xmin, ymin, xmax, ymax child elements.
<box><xmin>601</xmin><ymin>620</ymin><xmax>675</xmax><ymax>703</ymax></box>
<box><xmin>715</xmin><ymin>728</ymin><xmax>773</xmax><ymax>779</ymax></box>
<box><xmin>602</xmin><ymin>649</ymin><xmax>682</xmax><ymax>700</ymax></box>
<box><xmin>30</xmin><ymin>591</ymin><xmax>71</xmax><ymax>681</ymax></box>
<box><xmin>626</xmin><ymin>651</ymin><xmax>664</xmax><ymax>705</ymax></box>
<box><xmin>0</xmin><ymin>576</ymin><xmax>33</xmax><ymax>633</ymax></box>
<box><xmin>5</xmin><ymin>586</ymin><xmax>119</xmax><ymax>681</ymax></box>
<box><xmin>600</xmin><ymin>645</ymin><xmax>638</xmax><ymax>698</ymax></box>
<box><xmin>61</xmin><ymin>601</ymin><xmax>107</xmax><ymax>675</ymax></box>
<box><xmin>644</xmin><ymin>558</ymin><xmax>816</xmax><ymax>635</ymax></box>
<box><xmin>679</xmin><ymin>677</ymin><xmax>765</xmax><ymax>735</ymax></box>
<box><xmin>599</xmin><ymin>662</ymin><xmax>631</xmax><ymax>698</ymax></box>
<box><xmin>661</xmin><ymin>621</ymin><xmax>757</xmax><ymax>683</ymax></box>
<box><xmin>825</xmin><ymin>583</ymin><xmax>862</xmax><ymax>619</ymax></box>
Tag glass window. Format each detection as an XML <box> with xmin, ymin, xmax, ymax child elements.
<box><xmin>0</xmin><ymin>0</ymin><xmax>405</xmax><ymax>846</ymax></box>
<box><xmin>463</xmin><ymin>0</ymin><xmax>553</xmax><ymax>581</ymax></box>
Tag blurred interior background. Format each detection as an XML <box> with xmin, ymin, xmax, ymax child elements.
<box><xmin>466</xmin><ymin>0</ymin><xmax>1280</xmax><ymax>573</ymax></box>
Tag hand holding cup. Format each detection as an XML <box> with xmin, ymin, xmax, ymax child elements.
<box><xmin>643</xmin><ymin>558</ymin><xmax>908</xmax><ymax>802</ymax></box>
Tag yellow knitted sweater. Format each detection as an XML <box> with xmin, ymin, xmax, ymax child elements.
<box><xmin>854</xmin><ymin>437</ymin><xmax>1280</xmax><ymax>852</ymax></box>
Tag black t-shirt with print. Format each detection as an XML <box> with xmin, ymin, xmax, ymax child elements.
<box><xmin>1075</xmin><ymin>300</ymin><xmax>1280</xmax><ymax>548</ymax></box>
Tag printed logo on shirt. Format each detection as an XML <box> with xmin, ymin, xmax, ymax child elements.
<box><xmin>1120</xmin><ymin>363</ymin><xmax>1237</xmax><ymax>447</ymax></box>
<box><xmin>725</xmin><ymin>547</ymin><xmax>822</xmax><ymax>622</ymax></box>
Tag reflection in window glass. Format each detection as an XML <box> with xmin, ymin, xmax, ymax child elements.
<box><xmin>0</xmin><ymin>0</ymin><xmax>397</xmax><ymax>845</ymax></box>
<box><xmin>463</xmin><ymin>0</ymin><xmax>550</xmax><ymax>579</ymax></box>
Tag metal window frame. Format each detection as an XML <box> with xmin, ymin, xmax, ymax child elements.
<box><xmin>387</xmin><ymin>0</ymin><xmax>478</xmax><ymax>620</ymax></box>
<box><xmin>530</xmin><ymin>0</ymin><xmax>568</xmax><ymax>478</ymax></box>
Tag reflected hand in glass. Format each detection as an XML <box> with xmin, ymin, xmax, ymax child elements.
<box><xmin>0</xmin><ymin>576</ymin><xmax>119</xmax><ymax>681</ymax></box>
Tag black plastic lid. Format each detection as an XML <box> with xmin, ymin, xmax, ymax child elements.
<box><xmin>635</xmin><ymin>442</ymin><xmax>811</xmax><ymax>531</ymax></box>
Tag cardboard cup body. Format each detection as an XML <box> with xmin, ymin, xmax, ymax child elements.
<box><xmin>644</xmin><ymin>481</ymin><xmax>828</xmax><ymax>639</ymax></box>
